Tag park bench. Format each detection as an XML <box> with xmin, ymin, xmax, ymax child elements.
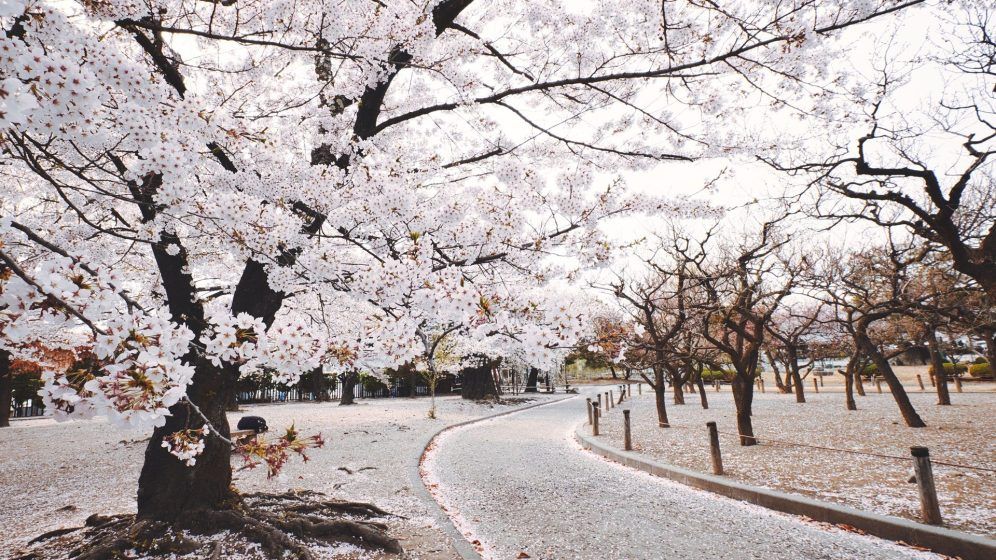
<box><xmin>230</xmin><ymin>429</ymin><xmax>256</xmax><ymax>446</ymax></box>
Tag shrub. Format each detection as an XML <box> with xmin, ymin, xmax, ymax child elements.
<box><xmin>968</xmin><ymin>362</ymin><xmax>992</xmax><ymax>378</ymax></box>
<box><xmin>701</xmin><ymin>369</ymin><xmax>735</xmax><ymax>383</ymax></box>
<box><xmin>861</xmin><ymin>363</ymin><xmax>878</xmax><ymax>378</ymax></box>
<box><xmin>972</xmin><ymin>356</ymin><xmax>988</xmax><ymax>365</ymax></box>
<box><xmin>928</xmin><ymin>362</ymin><xmax>968</xmax><ymax>378</ymax></box>
<box><xmin>361</xmin><ymin>375</ymin><xmax>387</xmax><ymax>393</ymax></box>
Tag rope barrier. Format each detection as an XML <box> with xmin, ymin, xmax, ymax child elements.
<box><xmin>709</xmin><ymin>428</ymin><xmax>996</xmax><ymax>474</ymax></box>
<box><xmin>600</xmin><ymin>390</ymin><xmax>996</xmax><ymax>474</ymax></box>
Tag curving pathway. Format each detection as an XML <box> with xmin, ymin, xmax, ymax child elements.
<box><xmin>423</xmin><ymin>389</ymin><xmax>939</xmax><ymax>560</ymax></box>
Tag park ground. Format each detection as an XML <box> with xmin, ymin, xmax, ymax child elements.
<box><xmin>0</xmin><ymin>396</ymin><xmax>556</xmax><ymax>559</ymax></box>
<box><xmin>1</xmin><ymin>378</ymin><xmax>992</xmax><ymax>559</ymax></box>
<box><xmin>594</xmin><ymin>381</ymin><xmax>996</xmax><ymax>537</ymax></box>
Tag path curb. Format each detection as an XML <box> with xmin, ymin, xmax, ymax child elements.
<box><xmin>408</xmin><ymin>395</ymin><xmax>575</xmax><ymax>560</ymax></box>
<box><xmin>575</xmin><ymin>424</ymin><xmax>996</xmax><ymax>560</ymax></box>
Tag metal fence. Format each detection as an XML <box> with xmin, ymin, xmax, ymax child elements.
<box><xmin>7</xmin><ymin>375</ymin><xmax>458</xmax><ymax>419</ymax></box>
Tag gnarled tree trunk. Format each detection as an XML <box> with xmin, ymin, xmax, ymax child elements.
<box><xmin>856</xmin><ymin>326</ymin><xmax>926</xmax><ymax>427</ymax></box>
<box><xmin>649</xmin><ymin>365</ymin><xmax>669</xmax><ymax>427</ymax></box>
<box><xmin>925</xmin><ymin>330</ymin><xmax>950</xmax><ymax>406</ymax></box>
<box><xmin>524</xmin><ymin>367</ymin><xmax>539</xmax><ymax>393</ymax></box>
<box><xmin>461</xmin><ymin>361</ymin><xmax>499</xmax><ymax>400</ymax></box>
<box><xmin>137</xmin><ymin>358</ymin><xmax>236</xmax><ymax>520</ymax></box>
<box><xmin>731</xmin><ymin>374</ymin><xmax>756</xmax><ymax>446</ymax></box>
<box><xmin>694</xmin><ymin>367</ymin><xmax>709</xmax><ymax>410</ymax></box>
<box><xmin>340</xmin><ymin>371</ymin><xmax>359</xmax><ymax>405</ymax></box>
<box><xmin>786</xmin><ymin>347</ymin><xmax>805</xmax><ymax>403</ymax></box>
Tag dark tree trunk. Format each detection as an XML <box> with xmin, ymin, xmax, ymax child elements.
<box><xmin>524</xmin><ymin>367</ymin><xmax>539</xmax><ymax>393</ymax></box>
<box><xmin>856</xmin><ymin>328</ymin><xmax>926</xmax><ymax>427</ymax></box>
<box><xmin>985</xmin><ymin>332</ymin><xmax>996</xmax><ymax>374</ymax></box>
<box><xmin>226</xmin><ymin>390</ymin><xmax>240</xmax><ymax>412</ymax></box>
<box><xmin>787</xmin><ymin>348</ymin><xmax>805</xmax><ymax>404</ymax></box>
<box><xmin>651</xmin><ymin>366</ymin><xmax>669</xmax><ymax>427</ymax></box>
<box><xmin>461</xmin><ymin>362</ymin><xmax>499</xmax><ymax>400</ymax></box>
<box><xmin>340</xmin><ymin>371</ymin><xmax>358</xmax><ymax>405</ymax></box>
<box><xmin>731</xmin><ymin>375</ymin><xmax>756</xmax><ymax>446</ymax></box>
<box><xmin>853</xmin><ymin>351</ymin><xmax>867</xmax><ymax>396</ymax></box>
<box><xmin>608</xmin><ymin>365</ymin><xmax>618</xmax><ymax>379</ymax></box>
<box><xmin>840</xmin><ymin>354</ymin><xmax>858</xmax><ymax>411</ymax></box>
<box><xmin>311</xmin><ymin>367</ymin><xmax>327</xmax><ymax>402</ymax></box>
<box><xmin>925</xmin><ymin>330</ymin><xmax>951</xmax><ymax>406</ymax></box>
<box><xmin>695</xmin><ymin>369</ymin><xmax>709</xmax><ymax>410</ymax></box>
<box><xmin>0</xmin><ymin>349</ymin><xmax>11</xmax><ymax>428</ymax></box>
<box><xmin>137</xmin><ymin>359</ymin><xmax>236</xmax><ymax>520</ymax></box>
<box><xmin>768</xmin><ymin>353</ymin><xmax>789</xmax><ymax>394</ymax></box>
<box><xmin>672</xmin><ymin>378</ymin><xmax>685</xmax><ymax>405</ymax></box>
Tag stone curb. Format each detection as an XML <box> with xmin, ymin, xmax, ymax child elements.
<box><xmin>408</xmin><ymin>394</ymin><xmax>576</xmax><ymax>560</ymax></box>
<box><xmin>575</xmin><ymin>424</ymin><xmax>996</xmax><ymax>560</ymax></box>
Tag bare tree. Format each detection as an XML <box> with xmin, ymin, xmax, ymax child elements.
<box><xmin>693</xmin><ymin>221</ymin><xmax>796</xmax><ymax>446</ymax></box>
<box><xmin>816</xmin><ymin>240</ymin><xmax>931</xmax><ymax>426</ymax></box>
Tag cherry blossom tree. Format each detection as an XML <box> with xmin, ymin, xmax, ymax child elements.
<box><xmin>0</xmin><ymin>0</ymin><xmax>926</xmax><ymax>554</ymax></box>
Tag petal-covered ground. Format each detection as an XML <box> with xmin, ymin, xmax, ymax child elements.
<box><xmin>0</xmin><ymin>395</ymin><xmax>554</xmax><ymax>559</ymax></box>
<box><xmin>591</xmin><ymin>384</ymin><xmax>996</xmax><ymax>537</ymax></box>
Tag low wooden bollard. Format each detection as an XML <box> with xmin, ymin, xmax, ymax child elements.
<box><xmin>714</xmin><ymin>380</ymin><xmax>720</xmax><ymax>392</ymax></box>
<box><xmin>604</xmin><ymin>392</ymin><xmax>609</xmax><ymax>411</ymax></box>
<box><xmin>759</xmin><ymin>378</ymin><xmax>765</xmax><ymax>393</ymax></box>
<box><xmin>638</xmin><ymin>383</ymin><xmax>642</xmax><ymax>395</ymax></box>
<box><xmin>627</xmin><ymin>383</ymin><xmax>632</xmax><ymax>397</ymax></box>
<box><xmin>813</xmin><ymin>377</ymin><xmax>819</xmax><ymax>393</ymax></box>
<box><xmin>954</xmin><ymin>376</ymin><xmax>963</xmax><ymax>393</ymax></box>
<box><xmin>911</xmin><ymin>447</ymin><xmax>942</xmax><ymax>525</ymax></box>
<box><xmin>592</xmin><ymin>406</ymin><xmax>600</xmax><ymax>436</ymax></box>
<box><xmin>876</xmin><ymin>379</ymin><xmax>883</xmax><ymax>393</ymax></box>
<box><xmin>929</xmin><ymin>373</ymin><xmax>935</xmax><ymax>387</ymax></box>
<box><xmin>586</xmin><ymin>398</ymin><xmax>593</xmax><ymax>425</ymax></box>
<box><xmin>623</xmin><ymin>409</ymin><xmax>632</xmax><ymax>451</ymax></box>
<box><xmin>707</xmin><ymin>421</ymin><xmax>724</xmax><ymax>475</ymax></box>
<box><xmin>820</xmin><ymin>375</ymin><xmax>824</xmax><ymax>387</ymax></box>
<box><xmin>916</xmin><ymin>374</ymin><xmax>925</xmax><ymax>391</ymax></box>
<box><xmin>597</xmin><ymin>393</ymin><xmax>602</xmax><ymax>412</ymax></box>
<box><xmin>609</xmin><ymin>390</ymin><xmax>615</xmax><ymax>409</ymax></box>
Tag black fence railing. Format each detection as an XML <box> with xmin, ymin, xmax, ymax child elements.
<box><xmin>12</xmin><ymin>399</ymin><xmax>44</xmax><ymax>418</ymax></box>
<box><xmin>7</xmin><ymin>375</ymin><xmax>459</xmax><ymax>419</ymax></box>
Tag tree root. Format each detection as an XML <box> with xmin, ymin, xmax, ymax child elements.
<box><xmin>13</xmin><ymin>491</ymin><xmax>403</xmax><ymax>560</ymax></box>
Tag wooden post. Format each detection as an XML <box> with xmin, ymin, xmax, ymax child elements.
<box><xmin>586</xmin><ymin>398</ymin><xmax>593</xmax><ymax>425</ymax></box>
<box><xmin>715</xmin><ymin>380</ymin><xmax>720</xmax><ymax>391</ymax></box>
<box><xmin>623</xmin><ymin>409</ymin><xmax>632</xmax><ymax>451</ymax></box>
<box><xmin>876</xmin><ymin>379</ymin><xmax>883</xmax><ymax>393</ymax></box>
<box><xmin>929</xmin><ymin>372</ymin><xmax>935</xmax><ymax>387</ymax></box>
<box><xmin>820</xmin><ymin>375</ymin><xmax>824</xmax><ymax>387</ymax></box>
<box><xmin>707</xmin><ymin>421</ymin><xmax>724</xmax><ymax>475</ymax></box>
<box><xmin>592</xmin><ymin>406</ymin><xmax>600</xmax><ymax>436</ymax></box>
<box><xmin>627</xmin><ymin>383</ymin><xmax>632</xmax><ymax>397</ymax></box>
<box><xmin>916</xmin><ymin>374</ymin><xmax>925</xmax><ymax>391</ymax></box>
<box><xmin>813</xmin><ymin>377</ymin><xmax>819</xmax><ymax>393</ymax></box>
<box><xmin>638</xmin><ymin>383</ymin><xmax>642</xmax><ymax>395</ymax></box>
<box><xmin>911</xmin><ymin>447</ymin><xmax>942</xmax><ymax>525</ymax></box>
<box><xmin>759</xmin><ymin>378</ymin><xmax>765</xmax><ymax>393</ymax></box>
<box><xmin>954</xmin><ymin>376</ymin><xmax>963</xmax><ymax>393</ymax></box>
<box><xmin>597</xmin><ymin>393</ymin><xmax>602</xmax><ymax>412</ymax></box>
<box><xmin>609</xmin><ymin>390</ymin><xmax>614</xmax><ymax>409</ymax></box>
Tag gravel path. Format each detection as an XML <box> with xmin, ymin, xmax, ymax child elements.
<box><xmin>425</xmin><ymin>389</ymin><xmax>940</xmax><ymax>560</ymax></box>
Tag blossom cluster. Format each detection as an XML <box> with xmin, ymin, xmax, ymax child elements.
<box><xmin>162</xmin><ymin>426</ymin><xmax>210</xmax><ymax>467</ymax></box>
